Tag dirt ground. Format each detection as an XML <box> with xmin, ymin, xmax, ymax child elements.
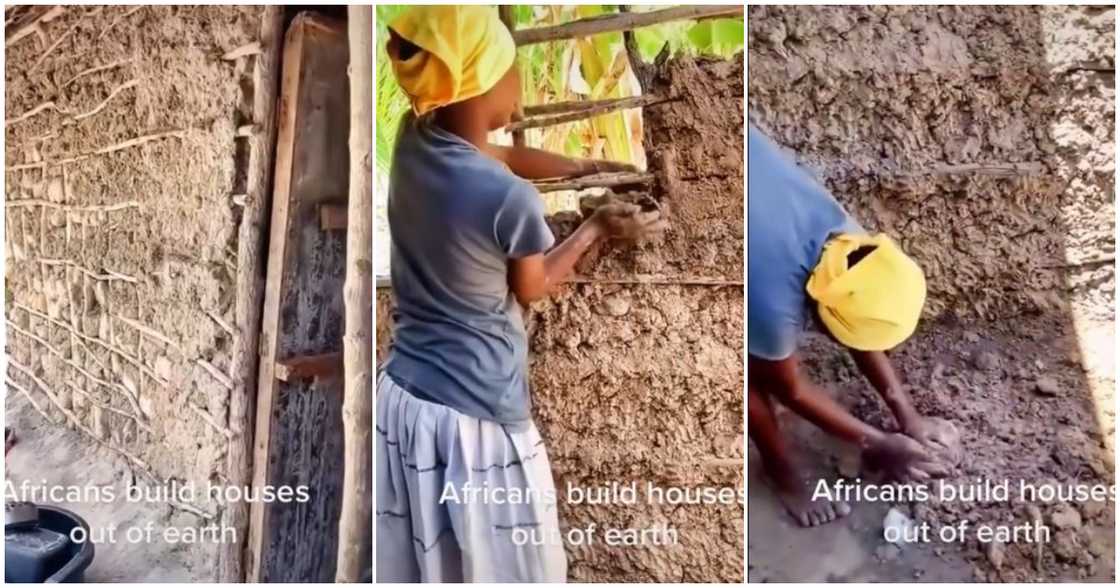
<box><xmin>6</xmin><ymin>395</ymin><xmax>210</xmax><ymax>582</ymax></box>
<box><xmin>749</xmin><ymin>321</ymin><xmax>1114</xmax><ymax>583</ymax></box>
<box><xmin>747</xmin><ymin>5</ymin><xmax>1114</xmax><ymax>583</ymax></box>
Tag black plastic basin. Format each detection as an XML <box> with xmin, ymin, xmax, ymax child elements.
<box><xmin>5</xmin><ymin>505</ymin><xmax>95</xmax><ymax>583</ymax></box>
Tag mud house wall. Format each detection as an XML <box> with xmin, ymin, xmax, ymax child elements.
<box><xmin>4</xmin><ymin>6</ymin><xmax>264</xmax><ymax>514</ymax></box>
<box><xmin>747</xmin><ymin>5</ymin><xmax>1115</xmax><ymax>320</ymax></box>
<box><xmin>529</xmin><ymin>55</ymin><xmax>744</xmax><ymax>582</ymax></box>
<box><xmin>376</xmin><ymin>55</ymin><xmax>745</xmax><ymax>582</ymax></box>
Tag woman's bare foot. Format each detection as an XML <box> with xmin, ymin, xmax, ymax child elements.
<box><xmin>775</xmin><ymin>478</ymin><xmax>852</xmax><ymax>527</ymax></box>
<box><xmin>763</xmin><ymin>459</ymin><xmax>851</xmax><ymax>527</ymax></box>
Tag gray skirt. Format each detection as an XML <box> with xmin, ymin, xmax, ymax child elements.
<box><xmin>375</xmin><ymin>372</ymin><xmax>567</xmax><ymax>582</ymax></box>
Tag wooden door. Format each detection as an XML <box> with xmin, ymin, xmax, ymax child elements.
<box><xmin>247</xmin><ymin>12</ymin><xmax>350</xmax><ymax>582</ymax></box>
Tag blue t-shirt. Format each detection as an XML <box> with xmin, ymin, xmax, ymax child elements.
<box><xmin>384</xmin><ymin>116</ymin><xmax>555</xmax><ymax>423</ymax></box>
<box><xmin>747</xmin><ymin>125</ymin><xmax>863</xmax><ymax>360</ymax></box>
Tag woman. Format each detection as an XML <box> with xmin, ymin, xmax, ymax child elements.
<box><xmin>748</xmin><ymin>124</ymin><xmax>951</xmax><ymax>528</ymax></box>
<box><xmin>376</xmin><ymin>6</ymin><xmax>664</xmax><ymax>582</ymax></box>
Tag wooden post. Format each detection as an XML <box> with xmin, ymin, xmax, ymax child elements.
<box><xmin>220</xmin><ymin>6</ymin><xmax>283</xmax><ymax>583</ymax></box>
<box><xmin>512</xmin><ymin>5</ymin><xmax>743</xmax><ymax>46</ymax></box>
<box><xmin>499</xmin><ymin>5</ymin><xmax>526</xmax><ymax>147</ymax></box>
<box><xmin>336</xmin><ymin>5</ymin><xmax>373</xmax><ymax>583</ymax></box>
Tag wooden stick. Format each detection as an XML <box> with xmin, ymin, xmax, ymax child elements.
<box><xmin>63</xmin><ymin>57</ymin><xmax>132</xmax><ymax>87</ymax></box>
<box><xmin>5</xmin><ymin>100</ymin><xmax>57</xmax><ymax>127</ymax></box>
<box><xmin>13</xmin><ymin>303</ymin><xmax>169</xmax><ymax>387</ymax></box>
<box><xmin>222</xmin><ymin>41</ymin><xmax>262</xmax><ymax>61</ymax></box>
<box><xmin>275</xmin><ymin>352</ymin><xmax>343</xmax><ymax>382</ymax></box>
<box><xmin>30</xmin><ymin>7</ymin><xmax>101</xmax><ymax>74</ymax></box>
<box><xmin>509</xmin><ymin>94</ymin><xmax>673</xmax><ymax>131</ymax></box>
<box><xmin>5</xmin><ymin>199</ymin><xmax>139</xmax><ymax>212</ymax></box>
<box><xmin>190</xmin><ymin>403</ymin><xmax>234</xmax><ymax>439</ymax></box>
<box><xmin>6</xmin><ymin>6</ymin><xmax>65</xmax><ymax>48</ymax></box>
<box><xmin>567</xmin><ymin>274</ymin><xmax>743</xmax><ymax>286</ymax></box>
<box><xmin>319</xmin><ymin>204</ymin><xmax>347</xmax><ymax>230</ymax></box>
<box><xmin>533</xmin><ymin>171</ymin><xmax>654</xmax><ymax>193</ymax></box>
<box><xmin>702</xmin><ymin>457</ymin><xmax>743</xmax><ymax>469</ymax></box>
<box><xmin>36</xmin><ymin>257</ymin><xmax>138</xmax><ymax>282</ymax></box>
<box><xmin>114</xmin><ymin>313</ymin><xmax>181</xmax><ymax>351</ymax></box>
<box><xmin>206</xmin><ymin>309</ymin><xmax>235</xmax><ymax>338</ymax></box>
<box><xmin>513</xmin><ymin>5</ymin><xmax>743</xmax><ymax>45</ymax></box>
<box><xmin>499</xmin><ymin>5</ymin><xmax>526</xmax><ymax>148</ymax></box>
<box><xmin>896</xmin><ymin>161</ymin><xmax>1044</xmax><ymax>178</ymax></box>
<box><xmin>6</xmin><ymin>376</ymin><xmax>55</xmax><ymax>424</ymax></box>
<box><xmin>524</xmin><ymin>94</ymin><xmax>662</xmax><ymax>116</ymax></box>
<box><xmin>9</xmin><ymin>363</ymin><xmax>184</xmax><ymax>514</ymax></box>
<box><xmin>65</xmin><ymin>380</ymin><xmax>152</xmax><ymax>433</ymax></box>
<box><xmin>221</xmin><ymin>7</ymin><xmax>283</xmax><ymax>583</ymax></box>
<box><xmin>8</xmin><ymin>358</ymin><xmax>87</xmax><ymax>431</ymax></box>
<box><xmin>236</xmin><ymin>123</ymin><xmax>259</xmax><ymax>137</ymax></box>
<box><xmin>6</xmin><ymin>130</ymin><xmax>186</xmax><ymax>171</ymax></box>
<box><xmin>97</xmin><ymin>5</ymin><xmax>142</xmax><ymax>41</ymax></box>
<box><xmin>337</xmin><ymin>6</ymin><xmax>374</xmax><ymax>582</ymax></box>
<box><xmin>73</xmin><ymin>79</ymin><xmax>139</xmax><ymax>121</ymax></box>
<box><xmin>197</xmin><ymin>359</ymin><xmax>235</xmax><ymax>391</ymax></box>
<box><xmin>8</xmin><ymin>320</ymin><xmax>148</xmax><ymax>419</ymax></box>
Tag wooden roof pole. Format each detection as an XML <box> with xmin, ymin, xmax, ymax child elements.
<box><xmin>336</xmin><ymin>4</ymin><xmax>374</xmax><ymax>583</ymax></box>
<box><xmin>513</xmin><ymin>5</ymin><xmax>743</xmax><ymax>46</ymax></box>
<box><xmin>499</xmin><ymin>5</ymin><xmax>527</xmax><ymax>147</ymax></box>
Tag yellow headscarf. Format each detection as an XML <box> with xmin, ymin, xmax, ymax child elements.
<box><xmin>388</xmin><ymin>6</ymin><xmax>516</xmax><ymax>116</ymax></box>
<box><xmin>806</xmin><ymin>233</ymin><xmax>926</xmax><ymax>351</ymax></box>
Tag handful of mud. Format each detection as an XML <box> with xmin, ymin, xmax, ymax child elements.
<box><xmin>913</xmin><ymin>417</ymin><xmax>965</xmax><ymax>475</ymax></box>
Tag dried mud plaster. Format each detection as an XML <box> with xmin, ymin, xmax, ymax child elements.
<box><xmin>748</xmin><ymin>5</ymin><xmax>1114</xmax><ymax>320</ymax></box>
<box><xmin>5</xmin><ymin>5</ymin><xmax>263</xmax><ymax>530</ymax></box>
<box><xmin>749</xmin><ymin>6</ymin><xmax>1114</xmax><ymax>582</ymax></box>
<box><xmin>530</xmin><ymin>55</ymin><xmax>745</xmax><ymax>582</ymax></box>
<box><xmin>575</xmin><ymin>55</ymin><xmax>744</xmax><ymax>282</ymax></box>
<box><xmin>376</xmin><ymin>55</ymin><xmax>745</xmax><ymax>582</ymax></box>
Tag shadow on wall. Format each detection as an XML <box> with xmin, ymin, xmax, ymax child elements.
<box><xmin>748</xmin><ymin>5</ymin><xmax>1114</xmax><ymax>583</ymax></box>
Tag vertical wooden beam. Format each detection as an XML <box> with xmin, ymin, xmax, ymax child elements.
<box><xmin>220</xmin><ymin>6</ymin><xmax>283</xmax><ymax>583</ymax></box>
<box><xmin>247</xmin><ymin>13</ymin><xmax>350</xmax><ymax>582</ymax></box>
<box><xmin>336</xmin><ymin>5</ymin><xmax>373</xmax><ymax>582</ymax></box>
<box><xmin>246</xmin><ymin>14</ymin><xmax>309</xmax><ymax>581</ymax></box>
<box><xmin>499</xmin><ymin>5</ymin><xmax>526</xmax><ymax>147</ymax></box>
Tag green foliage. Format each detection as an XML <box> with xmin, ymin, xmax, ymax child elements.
<box><xmin>375</xmin><ymin>5</ymin><xmax>411</xmax><ymax>176</ymax></box>
<box><xmin>375</xmin><ymin>5</ymin><xmax>743</xmax><ymax>178</ymax></box>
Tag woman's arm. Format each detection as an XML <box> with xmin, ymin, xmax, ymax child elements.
<box><xmin>848</xmin><ymin>349</ymin><xmax>923</xmax><ymax>433</ymax></box>
<box><xmin>750</xmin><ymin>354</ymin><xmax>885</xmax><ymax>447</ymax></box>
<box><xmin>485</xmin><ymin>143</ymin><xmax>636</xmax><ymax>180</ymax></box>
<box><xmin>508</xmin><ymin>203</ymin><xmax>663</xmax><ymax>306</ymax></box>
<box><xmin>750</xmin><ymin>354</ymin><xmax>941</xmax><ymax>480</ymax></box>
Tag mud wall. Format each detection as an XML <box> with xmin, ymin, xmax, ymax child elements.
<box><xmin>747</xmin><ymin>5</ymin><xmax>1115</xmax><ymax>320</ymax></box>
<box><xmin>4</xmin><ymin>6</ymin><xmax>263</xmax><ymax>514</ymax></box>
<box><xmin>531</xmin><ymin>55</ymin><xmax>745</xmax><ymax>582</ymax></box>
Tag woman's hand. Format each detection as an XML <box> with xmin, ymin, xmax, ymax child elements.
<box><xmin>591</xmin><ymin>202</ymin><xmax>667</xmax><ymax>240</ymax></box>
<box><xmin>863</xmin><ymin>432</ymin><xmax>948</xmax><ymax>482</ymax></box>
